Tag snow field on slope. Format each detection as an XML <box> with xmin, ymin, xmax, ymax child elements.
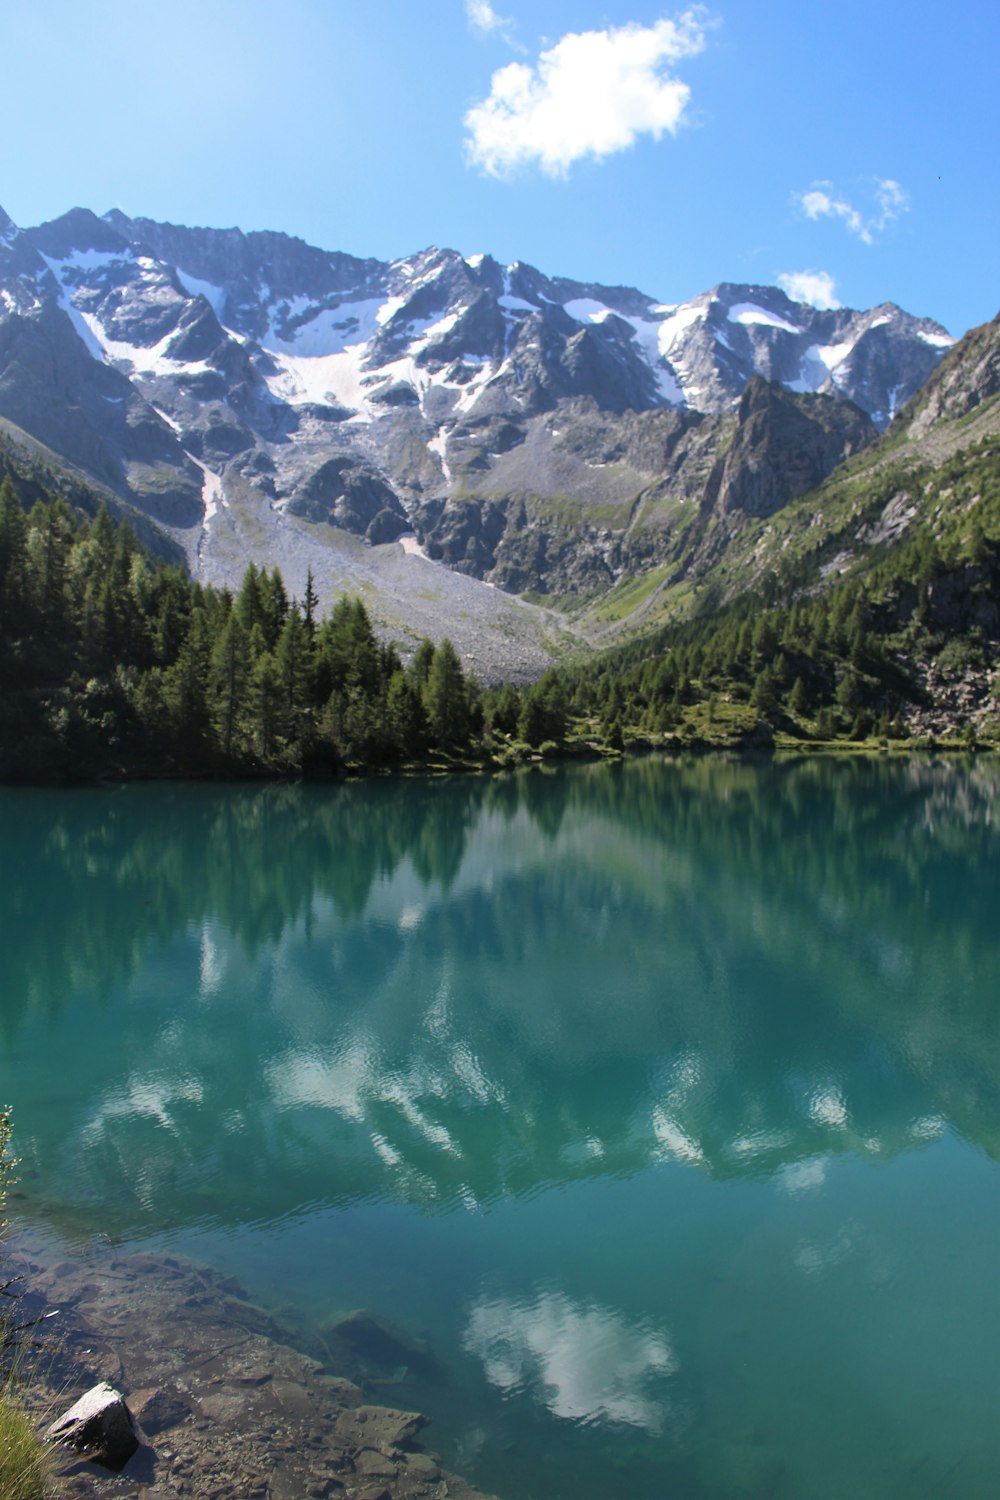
<box><xmin>727</xmin><ymin>303</ymin><xmax>801</xmax><ymax>335</ymax></box>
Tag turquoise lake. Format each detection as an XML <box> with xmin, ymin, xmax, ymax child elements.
<box><xmin>2</xmin><ymin>757</ymin><xmax>1000</xmax><ymax>1498</ymax></box>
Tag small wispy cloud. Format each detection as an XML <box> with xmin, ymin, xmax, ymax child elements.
<box><xmin>874</xmin><ymin>178</ymin><xmax>909</xmax><ymax>228</ymax></box>
<box><xmin>465</xmin><ymin>0</ymin><xmax>509</xmax><ymax>35</ymax></box>
<box><xmin>777</xmin><ymin>269</ymin><xmax>841</xmax><ymax>310</ymax></box>
<box><xmin>463</xmin><ymin>10</ymin><xmax>711</xmax><ymax>178</ymax></box>
<box><xmin>796</xmin><ymin>178</ymin><xmax>910</xmax><ymax>245</ymax></box>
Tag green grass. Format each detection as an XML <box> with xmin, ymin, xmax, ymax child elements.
<box><xmin>585</xmin><ymin>564</ymin><xmax>674</xmax><ymax>623</ymax></box>
<box><xmin>1</xmin><ymin>1110</ymin><xmax>48</xmax><ymax>1500</ymax></box>
<box><xmin>0</xmin><ymin>1396</ymin><xmax>47</xmax><ymax>1500</ymax></box>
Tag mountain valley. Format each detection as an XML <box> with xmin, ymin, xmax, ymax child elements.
<box><xmin>0</xmin><ymin>204</ymin><xmax>964</xmax><ymax>677</ymax></box>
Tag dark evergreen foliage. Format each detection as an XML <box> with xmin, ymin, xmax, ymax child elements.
<box><xmin>549</xmin><ymin>438</ymin><xmax>1000</xmax><ymax>744</ymax></box>
<box><xmin>0</xmin><ymin>490</ymin><xmax>491</xmax><ymax>781</ymax></box>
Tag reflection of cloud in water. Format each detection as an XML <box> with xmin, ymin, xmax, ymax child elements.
<box><xmin>727</xmin><ymin>1128</ymin><xmax>795</xmax><ymax>1162</ymax></box>
<box><xmin>794</xmin><ymin>1220</ymin><xmax>859</xmax><ymax>1277</ymax></box>
<box><xmin>776</xmin><ymin>1156</ymin><xmax>828</xmax><ymax>1195</ymax></box>
<box><xmin>463</xmin><ymin>1291</ymin><xmax>676</xmax><ymax>1431</ymax></box>
<box><xmin>198</xmin><ymin>922</ymin><xmax>224</xmax><ymax>996</ymax></box>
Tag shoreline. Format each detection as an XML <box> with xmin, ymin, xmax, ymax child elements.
<box><xmin>6</xmin><ymin>1223</ymin><xmax>498</xmax><ymax>1500</ymax></box>
<box><xmin>2</xmin><ymin>733</ymin><xmax>997</xmax><ymax>793</ymax></box>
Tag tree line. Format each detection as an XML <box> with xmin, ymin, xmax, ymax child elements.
<box><xmin>553</xmin><ymin>438</ymin><xmax>1000</xmax><ymax>745</ymax></box>
<box><xmin>2</xmin><ymin>434</ymin><xmax>997</xmax><ymax>780</ymax></box>
<box><xmin>0</xmin><ymin>481</ymin><xmax>567</xmax><ymax>780</ymax></box>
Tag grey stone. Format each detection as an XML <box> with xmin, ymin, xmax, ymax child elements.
<box><xmin>47</xmin><ymin>1381</ymin><xmax>140</xmax><ymax>1472</ymax></box>
<box><xmin>129</xmin><ymin>1383</ymin><xmax>193</xmax><ymax>1434</ymax></box>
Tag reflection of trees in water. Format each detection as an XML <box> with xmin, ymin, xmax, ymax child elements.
<box><xmin>0</xmin><ymin>778</ymin><xmax>489</xmax><ymax>1034</ymax></box>
<box><xmin>3</xmin><ymin>757</ymin><xmax>1000</xmax><ymax>1234</ymax></box>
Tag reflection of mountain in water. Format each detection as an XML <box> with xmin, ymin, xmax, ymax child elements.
<box><xmin>2</xmin><ymin>757</ymin><xmax>999</xmax><ymax>1237</ymax></box>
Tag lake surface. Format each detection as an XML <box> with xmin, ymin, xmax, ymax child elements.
<box><xmin>2</xmin><ymin>757</ymin><xmax>1000</xmax><ymax>1499</ymax></box>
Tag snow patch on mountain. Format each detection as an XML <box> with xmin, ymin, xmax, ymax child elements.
<box><xmin>564</xmin><ymin>298</ymin><xmax>614</xmax><ymax>324</ymax></box>
<box><xmin>788</xmin><ymin>336</ymin><xmax>861</xmax><ymax>394</ymax></box>
<box><xmin>263</xmin><ymin>344</ymin><xmax>372</xmax><ymax>417</ymax></box>
<box><xmin>427</xmin><ymin>424</ymin><xmax>452</xmax><ymax>483</ymax></box>
<box><xmin>38</xmin><ymin>253</ymin><xmax>109</xmax><ymax>361</ymax></box>
<box><xmin>625</xmin><ymin>316</ymin><xmax>685</xmax><ymax>404</ymax></box>
<box><xmin>657</xmin><ymin>303</ymin><xmax>706</xmax><ymax>351</ymax></box>
<box><xmin>728</xmin><ymin>302</ymin><xmax>800</xmax><ymax>335</ymax></box>
<box><xmin>265</xmin><ymin>296</ymin><xmax>384</xmax><ymax>357</ymax></box>
<box><xmin>77</xmin><ymin>310</ymin><xmax>212</xmax><ymax>379</ymax></box>
<box><xmin>499</xmin><ymin>294</ymin><xmax>539</xmax><ymax>315</ymax></box>
<box><xmin>188</xmin><ymin>455</ymin><xmax>226</xmax><ymax>521</ymax></box>
<box><xmin>919</xmin><ymin>329</ymin><xmax>955</xmax><ymax>349</ymax></box>
<box><xmin>175</xmin><ymin>268</ymin><xmax>227</xmax><ymax>319</ymax></box>
<box><xmin>52</xmin><ymin>246</ymin><xmax>133</xmax><ymax>276</ymax></box>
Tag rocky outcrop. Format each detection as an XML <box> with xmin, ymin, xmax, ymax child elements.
<box><xmin>706</xmin><ymin>378</ymin><xmax>877</xmax><ymax>520</ymax></box>
<box><xmin>901</xmin><ymin>313</ymin><xmax>1000</xmax><ymax>437</ymax></box>
<box><xmin>288</xmin><ymin>458</ymin><xmax>409</xmax><ymax>543</ymax></box>
<box><xmin>47</xmin><ymin>1383</ymin><xmax>140</xmax><ymax>1472</ymax></box>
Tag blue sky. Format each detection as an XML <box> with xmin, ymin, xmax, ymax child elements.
<box><xmin>1</xmin><ymin>1</ymin><xmax>996</xmax><ymax>334</ymax></box>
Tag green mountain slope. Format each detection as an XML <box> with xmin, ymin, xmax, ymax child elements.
<box><xmin>553</xmin><ymin>316</ymin><xmax>1000</xmax><ymax>744</ymax></box>
<box><xmin>579</xmin><ymin>313</ymin><xmax>1000</xmax><ymax>642</ymax></box>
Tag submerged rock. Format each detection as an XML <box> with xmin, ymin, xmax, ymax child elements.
<box><xmin>323</xmin><ymin>1309</ymin><xmax>440</xmax><ymax>1382</ymax></box>
<box><xmin>334</xmin><ymin>1403</ymin><xmax>428</xmax><ymax>1452</ymax></box>
<box><xmin>129</xmin><ymin>1383</ymin><xmax>193</xmax><ymax>1435</ymax></box>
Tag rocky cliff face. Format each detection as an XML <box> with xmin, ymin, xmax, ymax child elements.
<box><xmin>899</xmin><ymin>313</ymin><xmax>1000</xmax><ymax>438</ymax></box>
<box><xmin>0</xmin><ymin>204</ymin><xmax>955</xmax><ymax>606</ymax></box>
<box><xmin>706</xmin><ymin>378</ymin><xmax>877</xmax><ymax>521</ymax></box>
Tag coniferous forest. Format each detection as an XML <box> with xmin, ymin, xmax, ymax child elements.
<box><xmin>0</xmin><ymin>479</ymin><xmax>513</xmax><ymax>782</ymax></box>
<box><xmin>2</xmin><ymin>439</ymin><xmax>999</xmax><ymax>785</ymax></box>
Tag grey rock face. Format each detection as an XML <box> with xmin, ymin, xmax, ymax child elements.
<box><xmin>288</xmin><ymin>457</ymin><xmax>408</xmax><ymax>542</ymax></box>
<box><xmin>707</xmin><ymin>378</ymin><xmax>877</xmax><ymax>520</ymax></box>
<box><xmin>902</xmin><ymin>313</ymin><xmax>1000</xmax><ymax>437</ymax></box>
<box><xmin>0</xmin><ymin>205</ymin><xmax>955</xmax><ymax>613</ymax></box>
<box><xmin>47</xmin><ymin>1381</ymin><xmax>140</xmax><ymax>1472</ymax></box>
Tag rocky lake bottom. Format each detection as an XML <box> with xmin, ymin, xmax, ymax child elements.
<box><xmin>10</xmin><ymin>1226</ymin><xmax>494</xmax><ymax>1500</ymax></box>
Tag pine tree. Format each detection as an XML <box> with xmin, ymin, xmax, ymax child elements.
<box><xmin>303</xmin><ymin>568</ymin><xmax>319</xmax><ymax>641</ymax></box>
<box><xmin>211</xmin><ymin>612</ymin><xmax>251</xmax><ymax>759</ymax></box>
<box><xmin>0</xmin><ymin>477</ymin><xmax>29</xmax><ymax>631</ymax></box>
<box><xmin>163</xmin><ymin>608</ymin><xmax>213</xmax><ymax>759</ymax></box>
<box><xmin>274</xmin><ymin>608</ymin><xmax>312</xmax><ymax>746</ymax></box>
<box><xmin>424</xmin><ymin>638</ymin><xmax>469</xmax><ymax>746</ymax></box>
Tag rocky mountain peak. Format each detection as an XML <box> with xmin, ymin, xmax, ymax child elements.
<box><xmin>0</xmin><ymin>203</ymin><xmax>964</xmax><ymax>634</ymax></box>
<box><xmin>29</xmin><ymin>207</ymin><xmax>127</xmax><ymax>261</ymax></box>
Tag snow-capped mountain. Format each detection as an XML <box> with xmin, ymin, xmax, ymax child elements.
<box><xmin>0</xmin><ymin>204</ymin><xmax>954</xmax><ymax>606</ymax></box>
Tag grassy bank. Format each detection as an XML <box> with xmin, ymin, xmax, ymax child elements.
<box><xmin>1</xmin><ymin>1110</ymin><xmax>48</xmax><ymax>1499</ymax></box>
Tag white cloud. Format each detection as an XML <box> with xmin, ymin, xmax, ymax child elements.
<box><xmin>463</xmin><ymin>10</ymin><xmax>710</xmax><ymax>177</ymax></box>
<box><xmin>796</xmin><ymin>178</ymin><xmax>910</xmax><ymax>245</ymax></box>
<box><xmin>465</xmin><ymin>0</ymin><xmax>507</xmax><ymax>33</ymax></box>
<box><xmin>800</xmin><ymin>186</ymin><xmax>870</xmax><ymax>243</ymax></box>
<box><xmin>464</xmin><ymin>0</ymin><xmax>524</xmax><ymax>53</ymax></box>
<box><xmin>777</xmin><ymin>269</ymin><xmax>841</xmax><ymax>310</ymax></box>
<box><xmin>874</xmin><ymin>177</ymin><xmax>909</xmax><ymax>230</ymax></box>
